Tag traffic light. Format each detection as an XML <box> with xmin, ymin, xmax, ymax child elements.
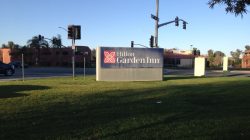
<box><xmin>68</xmin><ymin>25</ymin><xmax>74</xmax><ymax>39</ymax></box>
<box><xmin>74</xmin><ymin>25</ymin><xmax>81</xmax><ymax>39</ymax></box>
<box><xmin>52</xmin><ymin>37</ymin><xmax>57</xmax><ymax>44</ymax></box>
<box><xmin>183</xmin><ymin>21</ymin><xmax>187</xmax><ymax>30</ymax></box>
<box><xmin>38</xmin><ymin>35</ymin><xmax>42</xmax><ymax>41</ymax></box>
<box><xmin>131</xmin><ymin>41</ymin><xmax>134</xmax><ymax>48</ymax></box>
<box><xmin>150</xmin><ymin>35</ymin><xmax>154</xmax><ymax>48</ymax></box>
<box><xmin>175</xmin><ymin>16</ymin><xmax>179</xmax><ymax>26</ymax></box>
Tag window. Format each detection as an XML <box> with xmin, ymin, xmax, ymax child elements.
<box><xmin>62</xmin><ymin>51</ymin><xmax>69</xmax><ymax>55</ymax></box>
<box><xmin>176</xmin><ymin>59</ymin><xmax>180</xmax><ymax>65</ymax></box>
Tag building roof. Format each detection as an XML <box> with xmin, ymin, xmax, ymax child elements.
<box><xmin>164</xmin><ymin>52</ymin><xmax>196</xmax><ymax>59</ymax></box>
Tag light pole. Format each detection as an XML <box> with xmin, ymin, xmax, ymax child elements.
<box><xmin>58</xmin><ymin>27</ymin><xmax>67</xmax><ymax>32</ymax></box>
<box><xmin>83</xmin><ymin>52</ymin><xmax>88</xmax><ymax>80</ymax></box>
<box><xmin>151</xmin><ymin>0</ymin><xmax>188</xmax><ymax>48</ymax></box>
<box><xmin>155</xmin><ymin>0</ymin><xmax>159</xmax><ymax>48</ymax></box>
<box><xmin>58</xmin><ymin>26</ymin><xmax>76</xmax><ymax>80</ymax></box>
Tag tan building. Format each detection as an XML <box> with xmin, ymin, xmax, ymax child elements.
<box><xmin>0</xmin><ymin>48</ymin><xmax>11</xmax><ymax>63</ymax></box>
<box><xmin>164</xmin><ymin>49</ymin><xmax>196</xmax><ymax>68</ymax></box>
<box><xmin>242</xmin><ymin>50</ymin><xmax>250</xmax><ymax>68</ymax></box>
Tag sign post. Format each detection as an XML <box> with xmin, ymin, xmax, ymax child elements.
<box><xmin>22</xmin><ymin>53</ymin><xmax>24</xmax><ymax>82</ymax></box>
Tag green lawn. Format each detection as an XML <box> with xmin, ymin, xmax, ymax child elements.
<box><xmin>1</xmin><ymin>76</ymin><xmax>250</xmax><ymax>140</ymax></box>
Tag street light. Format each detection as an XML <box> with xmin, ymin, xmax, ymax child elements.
<box><xmin>58</xmin><ymin>27</ymin><xmax>68</xmax><ymax>32</ymax></box>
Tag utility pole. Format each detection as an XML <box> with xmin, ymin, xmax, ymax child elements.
<box><xmin>155</xmin><ymin>0</ymin><xmax>159</xmax><ymax>48</ymax></box>
<box><xmin>151</xmin><ymin>0</ymin><xmax>188</xmax><ymax>48</ymax></box>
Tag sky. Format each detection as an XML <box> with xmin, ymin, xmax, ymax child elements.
<box><xmin>0</xmin><ymin>0</ymin><xmax>249</xmax><ymax>56</ymax></box>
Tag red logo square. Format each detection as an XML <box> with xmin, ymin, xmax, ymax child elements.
<box><xmin>104</xmin><ymin>50</ymin><xmax>116</xmax><ymax>64</ymax></box>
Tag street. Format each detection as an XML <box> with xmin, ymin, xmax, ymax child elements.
<box><xmin>1</xmin><ymin>67</ymin><xmax>250</xmax><ymax>82</ymax></box>
<box><xmin>0</xmin><ymin>67</ymin><xmax>96</xmax><ymax>81</ymax></box>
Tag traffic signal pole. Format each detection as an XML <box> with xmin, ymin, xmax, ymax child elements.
<box><xmin>66</xmin><ymin>25</ymin><xmax>81</xmax><ymax>80</ymax></box>
<box><xmin>72</xmin><ymin>38</ymin><xmax>75</xmax><ymax>80</ymax></box>
<box><xmin>155</xmin><ymin>0</ymin><xmax>159</xmax><ymax>48</ymax></box>
<box><xmin>151</xmin><ymin>0</ymin><xmax>188</xmax><ymax>48</ymax></box>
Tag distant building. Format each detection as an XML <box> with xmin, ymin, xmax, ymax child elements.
<box><xmin>242</xmin><ymin>50</ymin><xmax>250</xmax><ymax>68</ymax></box>
<box><xmin>164</xmin><ymin>49</ymin><xmax>197</xmax><ymax>68</ymax></box>
<box><xmin>0</xmin><ymin>48</ymin><xmax>11</xmax><ymax>63</ymax></box>
<box><xmin>1</xmin><ymin>46</ymin><xmax>91</xmax><ymax>67</ymax></box>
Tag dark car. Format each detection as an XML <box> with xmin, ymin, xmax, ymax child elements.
<box><xmin>0</xmin><ymin>61</ymin><xmax>15</xmax><ymax>76</ymax></box>
<box><xmin>9</xmin><ymin>61</ymin><xmax>28</xmax><ymax>68</ymax></box>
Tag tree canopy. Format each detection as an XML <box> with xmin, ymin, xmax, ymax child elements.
<box><xmin>27</xmin><ymin>35</ymin><xmax>49</xmax><ymax>49</ymax></box>
<box><xmin>245</xmin><ymin>45</ymin><xmax>250</xmax><ymax>50</ymax></box>
<box><xmin>1</xmin><ymin>41</ymin><xmax>20</xmax><ymax>49</ymax></box>
<box><xmin>207</xmin><ymin>49</ymin><xmax>225</xmax><ymax>67</ymax></box>
<box><xmin>51</xmin><ymin>35</ymin><xmax>63</xmax><ymax>48</ymax></box>
<box><xmin>208</xmin><ymin>0</ymin><xmax>250</xmax><ymax>16</ymax></box>
<box><xmin>230</xmin><ymin>49</ymin><xmax>242</xmax><ymax>66</ymax></box>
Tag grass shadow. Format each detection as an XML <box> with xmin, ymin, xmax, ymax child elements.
<box><xmin>163</xmin><ymin>75</ymin><xmax>200</xmax><ymax>81</ymax></box>
<box><xmin>0</xmin><ymin>85</ymin><xmax>50</xmax><ymax>99</ymax></box>
<box><xmin>1</xmin><ymin>78</ymin><xmax>250</xmax><ymax>139</ymax></box>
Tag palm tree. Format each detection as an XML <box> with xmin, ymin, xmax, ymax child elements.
<box><xmin>27</xmin><ymin>35</ymin><xmax>49</xmax><ymax>49</ymax></box>
<box><xmin>27</xmin><ymin>35</ymin><xmax>49</xmax><ymax>65</ymax></box>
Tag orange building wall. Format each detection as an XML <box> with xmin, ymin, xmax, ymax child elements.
<box><xmin>0</xmin><ymin>48</ymin><xmax>11</xmax><ymax>63</ymax></box>
<box><xmin>242</xmin><ymin>50</ymin><xmax>250</xmax><ymax>68</ymax></box>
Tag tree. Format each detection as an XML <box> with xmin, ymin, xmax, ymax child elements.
<box><xmin>230</xmin><ymin>49</ymin><xmax>242</xmax><ymax>66</ymax></box>
<box><xmin>245</xmin><ymin>45</ymin><xmax>250</xmax><ymax>50</ymax></box>
<box><xmin>192</xmin><ymin>48</ymin><xmax>201</xmax><ymax>56</ymax></box>
<box><xmin>1</xmin><ymin>44</ymin><xmax>7</xmax><ymax>48</ymax></box>
<box><xmin>27</xmin><ymin>35</ymin><xmax>49</xmax><ymax>65</ymax></box>
<box><xmin>7</xmin><ymin>41</ymin><xmax>15</xmax><ymax>49</ymax></box>
<box><xmin>213</xmin><ymin>51</ymin><xmax>225</xmax><ymax>66</ymax></box>
<box><xmin>1</xmin><ymin>41</ymin><xmax>16</xmax><ymax>49</ymax></box>
<box><xmin>91</xmin><ymin>48</ymin><xmax>96</xmax><ymax>61</ymax></box>
<box><xmin>51</xmin><ymin>35</ymin><xmax>63</xmax><ymax>48</ymax></box>
<box><xmin>27</xmin><ymin>35</ymin><xmax>49</xmax><ymax>49</ymax></box>
<box><xmin>207</xmin><ymin>49</ymin><xmax>215</xmax><ymax>67</ymax></box>
<box><xmin>208</xmin><ymin>0</ymin><xmax>250</xmax><ymax>16</ymax></box>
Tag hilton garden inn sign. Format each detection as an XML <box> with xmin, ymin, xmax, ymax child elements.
<box><xmin>96</xmin><ymin>47</ymin><xmax>164</xmax><ymax>81</ymax></box>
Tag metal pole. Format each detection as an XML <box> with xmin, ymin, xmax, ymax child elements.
<box><xmin>72</xmin><ymin>39</ymin><xmax>75</xmax><ymax>80</ymax></box>
<box><xmin>84</xmin><ymin>56</ymin><xmax>85</xmax><ymax>80</ymax></box>
<box><xmin>22</xmin><ymin>53</ymin><xmax>24</xmax><ymax>82</ymax></box>
<box><xmin>155</xmin><ymin>0</ymin><xmax>159</xmax><ymax>48</ymax></box>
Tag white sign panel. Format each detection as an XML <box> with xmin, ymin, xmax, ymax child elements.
<box><xmin>194</xmin><ymin>57</ymin><xmax>205</xmax><ymax>77</ymax></box>
<box><xmin>223</xmin><ymin>57</ymin><xmax>228</xmax><ymax>71</ymax></box>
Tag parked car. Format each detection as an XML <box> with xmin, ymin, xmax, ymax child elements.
<box><xmin>9</xmin><ymin>61</ymin><xmax>28</xmax><ymax>68</ymax></box>
<box><xmin>0</xmin><ymin>61</ymin><xmax>15</xmax><ymax>76</ymax></box>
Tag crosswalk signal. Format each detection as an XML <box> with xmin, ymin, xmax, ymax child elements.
<box><xmin>175</xmin><ymin>16</ymin><xmax>179</xmax><ymax>26</ymax></box>
<box><xmin>150</xmin><ymin>35</ymin><xmax>154</xmax><ymax>48</ymax></box>
<box><xmin>68</xmin><ymin>25</ymin><xmax>74</xmax><ymax>39</ymax></box>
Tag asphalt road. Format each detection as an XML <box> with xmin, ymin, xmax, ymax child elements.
<box><xmin>0</xmin><ymin>67</ymin><xmax>96</xmax><ymax>81</ymax></box>
<box><xmin>1</xmin><ymin>67</ymin><xmax>250</xmax><ymax>81</ymax></box>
